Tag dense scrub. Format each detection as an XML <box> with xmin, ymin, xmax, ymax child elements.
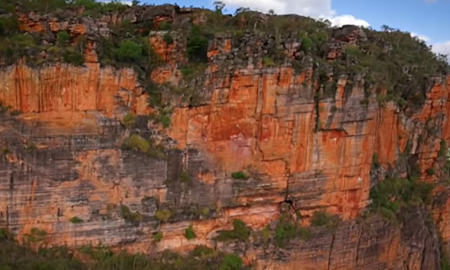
<box><xmin>0</xmin><ymin>228</ymin><xmax>247</xmax><ymax>270</ymax></box>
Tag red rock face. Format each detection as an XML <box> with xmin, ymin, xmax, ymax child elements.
<box><xmin>1</xmin><ymin>8</ymin><xmax>449</xmax><ymax>269</ymax></box>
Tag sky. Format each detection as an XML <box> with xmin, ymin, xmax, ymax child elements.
<box><xmin>111</xmin><ymin>0</ymin><xmax>450</xmax><ymax>58</ymax></box>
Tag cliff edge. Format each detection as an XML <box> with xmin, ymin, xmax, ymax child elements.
<box><xmin>0</xmin><ymin>1</ymin><xmax>449</xmax><ymax>269</ymax></box>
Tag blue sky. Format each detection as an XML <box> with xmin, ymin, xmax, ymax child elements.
<box><xmin>129</xmin><ymin>0</ymin><xmax>450</xmax><ymax>57</ymax></box>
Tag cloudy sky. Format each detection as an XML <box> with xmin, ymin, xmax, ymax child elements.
<box><xmin>132</xmin><ymin>0</ymin><xmax>450</xmax><ymax>57</ymax></box>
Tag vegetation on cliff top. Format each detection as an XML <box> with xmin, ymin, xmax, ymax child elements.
<box><xmin>0</xmin><ymin>0</ymin><xmax>447</xmax><ymax>113</ymax></box>
<box><xmin>0</xmin><ymin>228</ymin><xmax>247</xmax><ymax>270</ymax></box>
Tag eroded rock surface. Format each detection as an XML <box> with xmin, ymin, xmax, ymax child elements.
<box><xmin>1</xmin><ymin>4</ymin><xmax>450</xmax><ymax>270</ymax></box>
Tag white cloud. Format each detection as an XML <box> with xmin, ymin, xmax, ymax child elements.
<box><xmin>329</xmin><ymin>15</ymin><xmax>370</xmax><ymax>27</ymax></box>
<box><xmin>433</xmin><ymin>41</ymin><xmax>450</xmax><ymax>60</ymax></box>
<box><xmin>99</xmin><ymin>0</ymin><xmax>132</xmax><ymax>5</ymax></box>
<box><xmin>409</xmin><ymin>32</ymin><xmax>450</xmax><ymax>61</ymax></box>
<box><xmin>411</xmin><ymin>32</ymin><xmax>431</xmax><ymax>42</ymax></box>
<box><xmin>219</xmin><ymin>0</ymin><xmax>369</xmax><ymax>27</ymax></box>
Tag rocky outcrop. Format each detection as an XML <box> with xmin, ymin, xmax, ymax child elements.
<box><xmin>1</xmin><ymin>4</ymin><xmax>450</xmax><ymax>270</ymax></box>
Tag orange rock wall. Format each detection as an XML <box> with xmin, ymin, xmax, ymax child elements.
<box><xmin>1</xmin><ymin>9</ymin><xmax>450</xmax><ymax>268</ymax></box>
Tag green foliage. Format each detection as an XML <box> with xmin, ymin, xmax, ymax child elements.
<box><xmin>219</xmin><ymin>254</ymin><xmax>243</xmax><ymax>270</ymax></box>
<box><xmin>160</xmin><ymin>113</ymin><xmax>171</xmax><ymax>128</ymax></box>
<box><xmin>181</xmin><ymin>68</ymin><xmax>193</xmax><ymax>77</ymax></box>
<box><xmin>0</xmin><ymin>229</ymin><xmax>245</xmax><ymax>270</ymax></box>
<box><xmin>122</xmin><ymin>113</ymin><xmax>136</xmax><ymax>128</ymax></box>
<box><xmin>369</xmin><ymin>176</ymin><xmax>434</xmax><ymax>220</ymax></box>
<box><xmin>186</xmin><ymin>26</ymin><xmax>209</xmax><ymax>62</ymax></box>
<box><xmin>274</xmin><ymin>214</ymin><xmax>312</xmax><ymax>247</ymax></box>
<box><xmin>153</xmin><ymin>231</ymin><xmax>163</xmax><ymax>242</ymax></box>
<box><xmin>157</xmin><ymin>21</ymin><xmax>172</xmax><ymax>31</ymax></box>
<box><xmin>120</xmin><ymin>205</ymin><xmax>142</xmax><ymax>225</ymax></box>
<box><xmin>215</xmin><ymin>219</ymin><xmax>250</xmax><ymax>242</ymax></box>
<box><xmin>191</xmin><ymin>245</ymin><xmax>216</xmax><ymax>257</ymax></box>
<box><xmin>63</xmin><ymin>48</ymin><xmax>84</xmax><ymax>66</ymax></box>
<box><xmin>300</xmin><ymin>36</ymin><xmax>314</xmax><ymax>52</ymax></box>
<box><xmin>122</xmin><ymin>134</ymin><xmax>150</xmax><ymax>153</ymax></box>
<box><xmin>259</xmin><ymin>227</ymin><xmax>271</xmax><ymax>242</ymax></box>
<box><xmin>155</xmin><ymin>209</ymin><xmax>174</xmax><ymax>222</ymax></box>
<box><xmin>426</xmin><ymin>168</ymin><xmax>436</xmax><ymax>176</ymax></box>
<box><xmin>184</xmin><ymin>225</ymin><xmax>197</xmax><ymax>240</ymax></box>
<box><xmin>263</xmin><ymin>57</ymin><xmax>275</xmax><ymax>67</ymax></box>
<box><xmin>2</xmin><ymin>147</ymin><xmax>9</xmax><ymax>155</ymax></box>
<box><xmin>213</xmin><ymin>1</ymin><xmax>226</xmax><ymax>15</ymax></box>
<box><xmin>116</xmin><ymin>39</ymin><xmax>143</xmax><ymax>63</ymax></box>
<box><xmin>0</xmin><ymin>101</ymin><xmax>12</xmax><ymax>114</ymax></box>
<box><xmin>439</xmin><ymin>139</ymin><xmax>448</xmax><ymax>158</ymax></box>
<box><xmin>180</xmin><ymin>172</ymin><xmax>192</xmax><ymax>185</ymax></box>
<box><xmin>9</xmin><ymin>109</ymin><xmax>22</xmax><ymax>116</ymax></box>
<box><xmin>24</xmin><ymin>228</ymin><xmax>48</xmax><ymax>245</ymax></box>
<box><xmin>231</xmin><ymin>171</ymin><xmax>248</xmax><ymax>180</ymax></box>
<box><xmin>56</xmin><ymin>31</ymin><xmax>70</xmax><ymax>46</ymax></box>
<box><xmin>69</xmin><ymin>216</ymin><xmax>83</xmax><ymax>224</ymax></box>
<box><xmin>310</xmin><ymin>210</ymin><xmax>339</xmax><ymax>229</ymax></box>
<box><xmin>0</xmin><ymin>16</ymin><xmax>19</xmax><ymax>36</ymax></box>
<box><xmin>163</xmin><ymin>32</ymin><xmax>174</xmax><ymax>44</ymax></box>
<box><xmin>372</xmin><ymin>153</ymin><xmax>380</xmax><ymax>167</ymax></box>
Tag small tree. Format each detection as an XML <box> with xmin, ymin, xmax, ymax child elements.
<box><xmin>116</xmin><ymin>39</ymin><xmax>142</xmax><ymax>62</ymax></box>
<box><xmin>213</xmin><ymin>1</ymin><xmax>225</xmax><ymax>14</ymax></box>
<box><xmin>57</xmin><ymin>31</ymin><xmax>71</xmax><ymax>46</ymax></box>
<box><xmin>234</xmin><ymin>7</ymin><xmax>250</xmax><ymax>15</ymax></box>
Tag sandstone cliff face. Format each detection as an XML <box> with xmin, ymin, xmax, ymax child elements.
<box><xmin>0</xmin><ymin>5</ymin><xmax>449</xmax><ymax>270</ymax></box>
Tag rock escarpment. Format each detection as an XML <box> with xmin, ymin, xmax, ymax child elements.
<box><xmin>0</xmin><ymin>3</ymin><xmax>449</xmax><ymax>269</ymax></box>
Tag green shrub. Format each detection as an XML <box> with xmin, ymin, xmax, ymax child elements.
<box><xmin>300</xmin><ymin>36</ymin><xmax>314</xmax><ymax>51</ymax></box>
<box><xmin>0</xmin><ymin>16</ymin><xmax>18</xmax><ymax>36</ymax></box>
<box><xmin>215</xmin><ymin>219</ymin><xmax>250</xmax><ymax>242</ymax></box>
<box><xmin>263</xmin><ymin>57</ymin><xmax>275</xmax><ymax>67</ymax></box>
<box><xmin>155</xmin><ymin>209</ymin><xmax>174</xmax><ymax>222</ymax></box>
<box><xmin>9</xmin><ymin>109</ymin><xmax>22</xmax><ymax>116</ymax></box>
<box><xmin>0</xmin><ymin>227</ymin><xmax>243</xmax><ymax>270</ymax></box>
<box><xmin>439</xmin><ymin>139</ymin><xmax>448</xmax><ymax>158</ymax></box>
<box><xmin>369</xmin><ymin>176</ymin><xmax>434</xmax><ymax>220</ymax></box>
<box><xmin>123</xmin><ymin>134</ymin><xmax>150</xmax><ymax>153</ymax></box>
<box><xmin>57</xmin><ymin>31</ymin><xmax>71</xmax><ymax>46</ymax></box>
<box><xmin>161</xmin><ymin>114</ymin><xmax>171</xmax><ymax>128</ymax></box>
<box><xmin>181</xmin><ymin>68</ymin><xmax>193</xmax><ymax>77</ymax></box>
<box><xmin>69</xmin><ymin>216</ymin><xmax>84</xmax><ymax>224</ymax></box>
<box><xmin>231</xmin><ymin>171</ymin><xmax>248</xmax><ymax>180</ymax></box>
<box><xmin>180</xmin><ymin>172</ymin><xmax>192</xmax><ymax>184</ymax></box>
<box><xmin>219</xmin><ymin>254</ymin><xmax>243</xmax><ymax>270</ymax></box>
<box><xmin>426</xmin><ymin>168</ymin><xmax>435</xmax><ymax>176</ymax></box>
<box><xmin>120</xmin><ymin>205</ymin><xmax>142</xmax><ymax>225</ymax></box>
<box><xmin>372</xmin><ymin>153</ymin><xmax>380</xmax><ymax>167</ymax></box>
<box><xmin>116</xmin><ymin>39</ymin><xmax>142</xmax><ymax>62</ymax></box>
<box><xmin>158</xmin><ymin>21</ymin><xmax>172</xmax><ymax>30</ymax></box>
<box><xmin>122</xmin><ymin>113</ymin><xmax>136</xmax><ymax>128</ymax></box>
<box><xmin>63</xmin><ymin>49</ymin><xmax>84</xmax><ymax>66</ymax></box>
<box><xmin>184</xmin><ymin>225</ymin><xmax>196</xmax><ymax>240</ymax></box>
<box><xmin>0</xmin><ymin>228</ymin><xmax>13</xmax><ymax>241</ymax></box>
<box><xmin>186</xmin><ymin>26</ymin><xmax>209</xmax><ymax>62</ymax></box>
<box><xmin>24</xmin><ymin>228</ymin><xmax>48</xmax><ymax>244</ymax></box>
<box><xmin>310</xmin><ymin>210</ymin><xmax>338</xmax><ymax>229</ymax></box>
<box><xmin>153</xmin><ymin>231</ymin><xmax>163</xmax><ymax>242</ymax></box>
<box><xmin>163</xmin><ymin>32</ymin><xmax>174</xmax><ymax>44</ymax></box>
<box><xmin>275</xmin><ymin>214</ymin><xmax>312</xmax><ymax>247</ymax></box>
<box><xmin>192</xmin><ymin>245</ymin><xmax>216</xmax><ymax>257</ymax></box>
<box><xmin>260</xmin><ymin>227</ymin><xmax>271</xmax><ymax>242</ymax></box>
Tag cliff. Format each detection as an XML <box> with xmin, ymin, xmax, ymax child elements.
<box><xmin>0</xmin><ymin>2</ymin><xmax>449</xmax><ymax>270</ymax></box>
